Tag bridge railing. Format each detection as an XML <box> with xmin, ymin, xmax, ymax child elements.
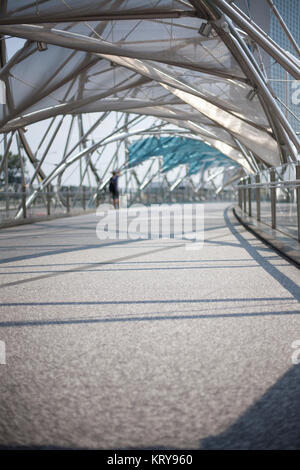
<box><xmin>0</xmin><ymin>188</ymin><xmax>109</xmax><ymax>223</ymax></box>
<box><xmin>0</xmin><ymin>185</ymin><xmax>236</xmax><ymax>224</ymax></box>
<box><xmin>237</xmin><ymin>163</ymin><xmax>300</xmax><ymax>242</ymax></box>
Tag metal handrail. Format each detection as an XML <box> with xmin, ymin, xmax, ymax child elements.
<box><xmin>237</xmin><ymin>163</ymin><xmax>300</xmax><ymax>242</ymax></box>
<box><xmin>238</xmin><ymin>180</ymin><xmax>300</xmax><ymax>189</ymax></box>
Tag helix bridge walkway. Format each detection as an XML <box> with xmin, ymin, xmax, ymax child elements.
<box><xmin>0</xmin><ymin>201</ymin><xmax>299</xmax><ymax>449</ymax></box>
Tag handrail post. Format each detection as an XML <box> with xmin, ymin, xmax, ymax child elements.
<box><xmin>82</xmin><ymin>186</ymin><xmax>86</xmax><ymax>210</ymax></box>
<box><xmin>270</xmin><ymin>169</ymin><xmax>276</xmax><ymax>229</ymax></box>
<box><xmin>22</xmin><ymin>185</ymin><xmax>27</xmax><ymax>219</ymax></box>
<box><xmin>256</xmin><ymin>174</ymin><xmax>261</xmax><ymax>222</ymax></box>
<box><xmin>243</xmin><ymin>178</ymin><xmax>247</xmax><ymax>213</ymax></box>
<box><xmin>238</xmin><ymin>181</ymin><xmax>242</xmax><ymax>209</ymax></box>
<box><xmin>248</xmin><ymin>176</ymin><xmax>252</xmax><ymax>217</ymax></box>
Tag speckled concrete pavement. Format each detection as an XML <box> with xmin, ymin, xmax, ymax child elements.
<box><xmin>0</xmin><ymin>202</ymin><xmax>299</xmax><ymax>449</ymax></box>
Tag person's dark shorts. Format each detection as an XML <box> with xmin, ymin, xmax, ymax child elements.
<box><xmin>111</xmin><ymin>189</ymin><xmax>119</xmax><ymax>199</ymax></box>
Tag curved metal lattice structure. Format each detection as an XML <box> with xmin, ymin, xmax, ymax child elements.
<box><xmin>0</xmin><ymin>0</ymin><xmax>300</xmax><ymax>219</ymax></box>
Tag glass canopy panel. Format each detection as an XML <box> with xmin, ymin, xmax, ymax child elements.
<box><xmin>1</xmin><ymin>0</ymin><xmax>194</xmax><ymax>22</ymax></box>
<box><xmin>128</xmin><ymin>136</ymin><xmax>238</xmax><ymax>175</ymax></box>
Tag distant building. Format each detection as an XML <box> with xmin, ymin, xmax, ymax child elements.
<box><xmin>269</xmin><ymin>0</ymin><xmax>300</xmax><ymax>133</ymax></box>
<box><xmin>235</xmin><ymin>0</ymin><xmax>300</xmax><ymax>133</ymax></box>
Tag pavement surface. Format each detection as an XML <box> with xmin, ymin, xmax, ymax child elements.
<box><xmin>0</xmin><ymin>202</ymin><xmax>299</xmax><ymax>450</ymax></box>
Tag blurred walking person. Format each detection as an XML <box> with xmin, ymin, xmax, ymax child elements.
<box><xmin>109</xmin><ymin>170</ymin><xmax>121</xmax><ymax>209</ymax></box>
